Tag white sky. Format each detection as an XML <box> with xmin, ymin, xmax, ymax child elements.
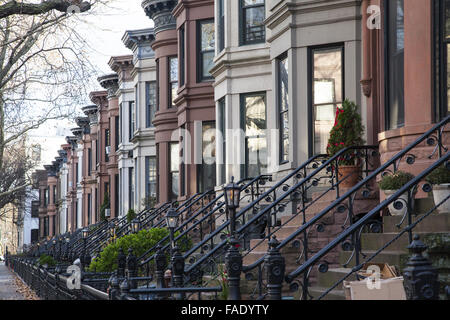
<box><xmin>29</xmin><ymin>0</ymin><xmax>153</xmax><ymax>161</ymax></box>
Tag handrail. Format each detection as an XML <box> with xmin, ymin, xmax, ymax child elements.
<box><xmin>138</xmin><ymin>175</ymin><xmax>271</xmax><ymax>267</ymax></box>
<box><xmin>237</xmin><ymin>115</ymin><xmax>450</xmax><ymax>300</ymax></box>
<box><xmin>185</xmin><ymin>146</ymin><xmax>376</xmax><ymax>275</ymax></box>
<box><xmin>262</xmin><ymin>115</ymin><xmax>449</xmax><ymax>270</ymax></box>
<box><xmin>286</xmin><ymin>151</ymin><xmax>450</xmax><ymax>284</ymax></box>
<box><xmin>242</xmin><ymin>115</ymin><xmax>450</xmax><ymax>274</ymax></box>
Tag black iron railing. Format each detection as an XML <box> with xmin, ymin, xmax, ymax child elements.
<box><xmin>243</xmin><ymin>115</ymin><xmax>449</xmax><ymax>300</ymax></box>
<box><xmin>137</xmin><ymin>175</ymin><xmax>272</xmax><ymax>279</ymax></box>
<box><xmin>285</xmin><ymin>152</ymin><xmax>450</xmax><ymax>300</ymax></box>
<box><xmin>182</xmin><ymin>146</ymin><xmax>378</xmax><ymax>288</ymax></box>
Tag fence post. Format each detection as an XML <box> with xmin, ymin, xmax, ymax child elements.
<box><xmin>264</xmin><ymin>236</ymin><xmax>285</xmax><ymax>300</ymax></box>
<box><xmin>117</xmin><ymin>248</ymin><xmax>126</xmax><ymax>279</ymax></box>
<box><xmin>403</xmin><ymin>235</ymin><xmax>440</xmax><ymax>300</ymax></box>
<box><xmin>126</xmin><ymin>248</ymin><xmax>138</xmax><ymax>292</ymax></box>
<box><xmin>155</xmin><ymin>245</ymin><xmax>167</xmax><ymax>300</ymax></box>
<box><xmin>108</xmin><ymin>271</ymin><xmax>120</xmax><ymax>300</ymax></box>
<box><xmin>225</xmin><ymin>238</ymin><xmax>242</xmax><ymax>300</ymax></box>
<box><xmin>171</xmin><ymin>246</ymin><xmax>185</xmax><ymax>300</ymax></box>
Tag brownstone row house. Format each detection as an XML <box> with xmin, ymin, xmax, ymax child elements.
<box><xmin>30</xmin><ymin>0</ymin><xmax>449</xmax><ymax>272</ymax></box>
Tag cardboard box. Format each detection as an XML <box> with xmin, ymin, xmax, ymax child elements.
<box><xmin>343</xmin><ymin>263</ymin><xmax>406</xmax><ymax>300</ymax></box>
<box><xmin>357</xmin><ymin>263</ymin><xmax>398</xmax><ymax>279</ymax></box>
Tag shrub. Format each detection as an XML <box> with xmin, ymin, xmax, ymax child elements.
<box><xmin>88</xmin><ymin>228</ymin><xmax>192</xmax><ymax>273</ymax></box>
<box><xmin>127</xmin><ymin>208</ymin><xmax>136</xmax><ymax>223</ymax></box>
<box><xmin>426</xmin><ymin>164</ymin><xmax>450</xmax><ymax>185</ymax></box>
<box><xmin>326</xmin><ymin>99</ymin><xmax>365</xmax><ymax>165</ymax></box>
<box><xmin>100</xmin><ymin>192</ymin><xmax>110</xmax><ymax>222</ymax></box>
<box><xmin>379</xmin><ymin>171</ymin><xmax>415</xmax><ymax>190</ymax></box>
<box><xmin>38</xmin><ymin>254</ymin><xmax>56</xmax><ymax>267</ymax></box>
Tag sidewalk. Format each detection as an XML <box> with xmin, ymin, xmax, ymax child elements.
<box><xmin>0</xmin><ymin>262</ymin><xmax>26</xmax><ymax>300</ymax></box>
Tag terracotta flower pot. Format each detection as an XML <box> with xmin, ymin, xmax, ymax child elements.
<box><xmin>338</xmin><ymin>165</ymin><xmax>360</xmax><ymax>188</ymax></box>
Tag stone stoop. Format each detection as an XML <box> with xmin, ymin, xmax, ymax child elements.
<box><xmin>314</xmin><ymin>209</ymin><xmax>450</xmax><ymax>300</ymax></box>
<box><xmin>239</xmin><ymin>187</ymin><xmax>380</xmax><ymax>300</ymax></box>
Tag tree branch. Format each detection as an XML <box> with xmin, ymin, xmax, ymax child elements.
<box><xmin>0</xmin><ymin>1</ymin><xmax>91</xmax><ymax>19</ymax></box>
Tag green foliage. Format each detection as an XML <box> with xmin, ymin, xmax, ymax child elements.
<box><xmin>88</xmin><ymin>228</ymin><xmax>192</xmax><ymax>273</ymax></box>
<box><xmin>141</xmin><ymin>195</ymin><xmax>157</xmax><ymax>210</ymax></box>
<box><xmin>126</xmin><ymin>208</ymin><xmax>136</xmax><ymax>223</ymax></box>
<box><xmin>426</xmin><ymin>165</ymin><xmax>450</xmax><ymax>185</ymax></box>
<box><xmin>38</xmin><ymin>254</ymin><xmax>56</xmax><ymax>267</ymax></box>
<box><xmin>326</xmin><ymin>99</ymin><xmax>365</xmax><ymax>165</ymax></box>
<box><xmin>379</xmin><ymin>171</ymin><xmax>415</xmax><ymax>190</ymax></box>
<box><xmin>100</xmin><ymin>192</ymin><xmax>110</xmax><ymax>222</ymax></box>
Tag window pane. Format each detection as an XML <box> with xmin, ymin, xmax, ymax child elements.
<box><xmin>170</xmin><ymin>57</ymin><xmax>178</xmax><ymax>82</ymax></box>
<box><xmin>147</xmin><ymin>82</ymin><xmax>156</xmax><ymax>127</ymax></box>
<box><xmin>245</xmin><ymin>95</ymin><xmax>266</xmax><ymax>135</ymax></box>
<box><xmin>200</xmin><ymin>122</ymin><xmax>216</xmax><ymax>192</ymax></box>
<box><xmin>279</xmin><ymin>57</ymin><xmax>289</xmax><ymax>111</ymax></box>
<box><xmin>244</xmin><ymin>6</ymin><xmax>265</xmax><ymax>42</ymax></box>
<box><xmin>243</xmin><ymin>94</ymin><xmax>267</xmax><ymax>177</ymax></box>
<box><xmin>201</xmin><ymin>23</ymin><xmax>215</xmax><ymax>51</ymax></box>
<box><xmin>446</xmin><ymin>0</ymin><xmax>450</xmax><ymax>38</ymax></box>
<box><xmin>279</xmin><ymin>55</ymin><xmax>289</xmax><ymax>163</ymax></box>
<box><xmin>202</xmin><ymin>51</ymin><xmax>215</xmax><ymax>78</ymax></box>
<box><xmin>170</xmin><ymin>143</ymin><xmax>179</xmax><ymax>172</ymax></box>
<box><xmin>171</xmin><ymin>172</ymin><xmax>179</xmax><ymax>198</ymax></box>
<box><xmin>447</xmin><ymin>44</ymin><xmax>450</xmax><ymax>113</ymax></box>
<box><xmin>312</xmin><ymin>47</ymin><xmax>343</xmax><ymax>155</ymax></box>
<box><xmin>386</xmin><ymin>0</ymin><xmax>404</xmax><ymax>130</ymax></box>
<box><xmin>171</xmin><ymin>83</ymin><xmax>178</xmax><ymax>106</ymax></box>
<box><xmin>243</xmin><ymin>0</ymin><xmax>264</xmax><ymax>6</ymax></box>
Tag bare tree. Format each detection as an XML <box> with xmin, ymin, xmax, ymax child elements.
<box><xmin>0</xmin><ymin>0</ymin><xmax>109</xmax><ymax>214</ymax></box>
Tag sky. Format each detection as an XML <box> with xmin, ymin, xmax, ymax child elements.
<box><xmin>29</xmin><ymin>0</ymin><xmax>153</xmax><ymax>167</ymax></box>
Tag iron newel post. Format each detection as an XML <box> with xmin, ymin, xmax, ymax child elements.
<box><xmin>224</xmin><ymin>176</ymin><xmax>243</xmax><ymax>300</ymax></box>
<box><xmin>403</xmin><ymin>235</ymin><xmax>440</xmax><ymax>300</ymax></box>
<box><xmin>171</xmin><ymin>245</ymin><xmax>185</xmax><ymax>299</ymax></box>
<box><xmin>265</xmin><ymin>236</ymin><xmax>285</xmax><ymax>300</ymax></box>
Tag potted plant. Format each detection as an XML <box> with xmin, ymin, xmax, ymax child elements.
<box><xmin>426</xmin><ymin>164</ymin><xmax>450</xmax><ymax>214</ymax></box>
<box><xmin>327</xmin><ymin>99</ymin><xmax>365</xmax><ymax>188</ymax></box>
<box><xmin>378</xmin><ymin>171</ymin><xmax>415</xmax><ymax>216</ymax></box>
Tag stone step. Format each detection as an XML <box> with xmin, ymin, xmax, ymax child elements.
<box><xmin>280</xmin><ymin>213</ymin><xmax>315</xmax><ymax>227</ymax></box>
<box><xmin>307</xmin><ymin>286</ymin><xmax>346</xmax><ymax>300</ymax></box>
<box><xmin>360</xmin><ymin>232</ymin><xmax>450</xmax><ymax>251</ymax></box>
<box><xmin>312</xmin><ymin>187</ymin><xmax>379</xmax><ymax>204</ymax></box>
<box><xmin>339</xmin><ymin>250</ymin><xmax>409</xmax><ymax>269</ymax></box>
<box><xmin>316</xmin><ymin>267</ymin><xmax>356</xmax><ymax>288</ymax></box>
<box><xmin>383</xmin><ymin>212</ymin><xmax>450</xmax><ymax>233</ymax></box>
